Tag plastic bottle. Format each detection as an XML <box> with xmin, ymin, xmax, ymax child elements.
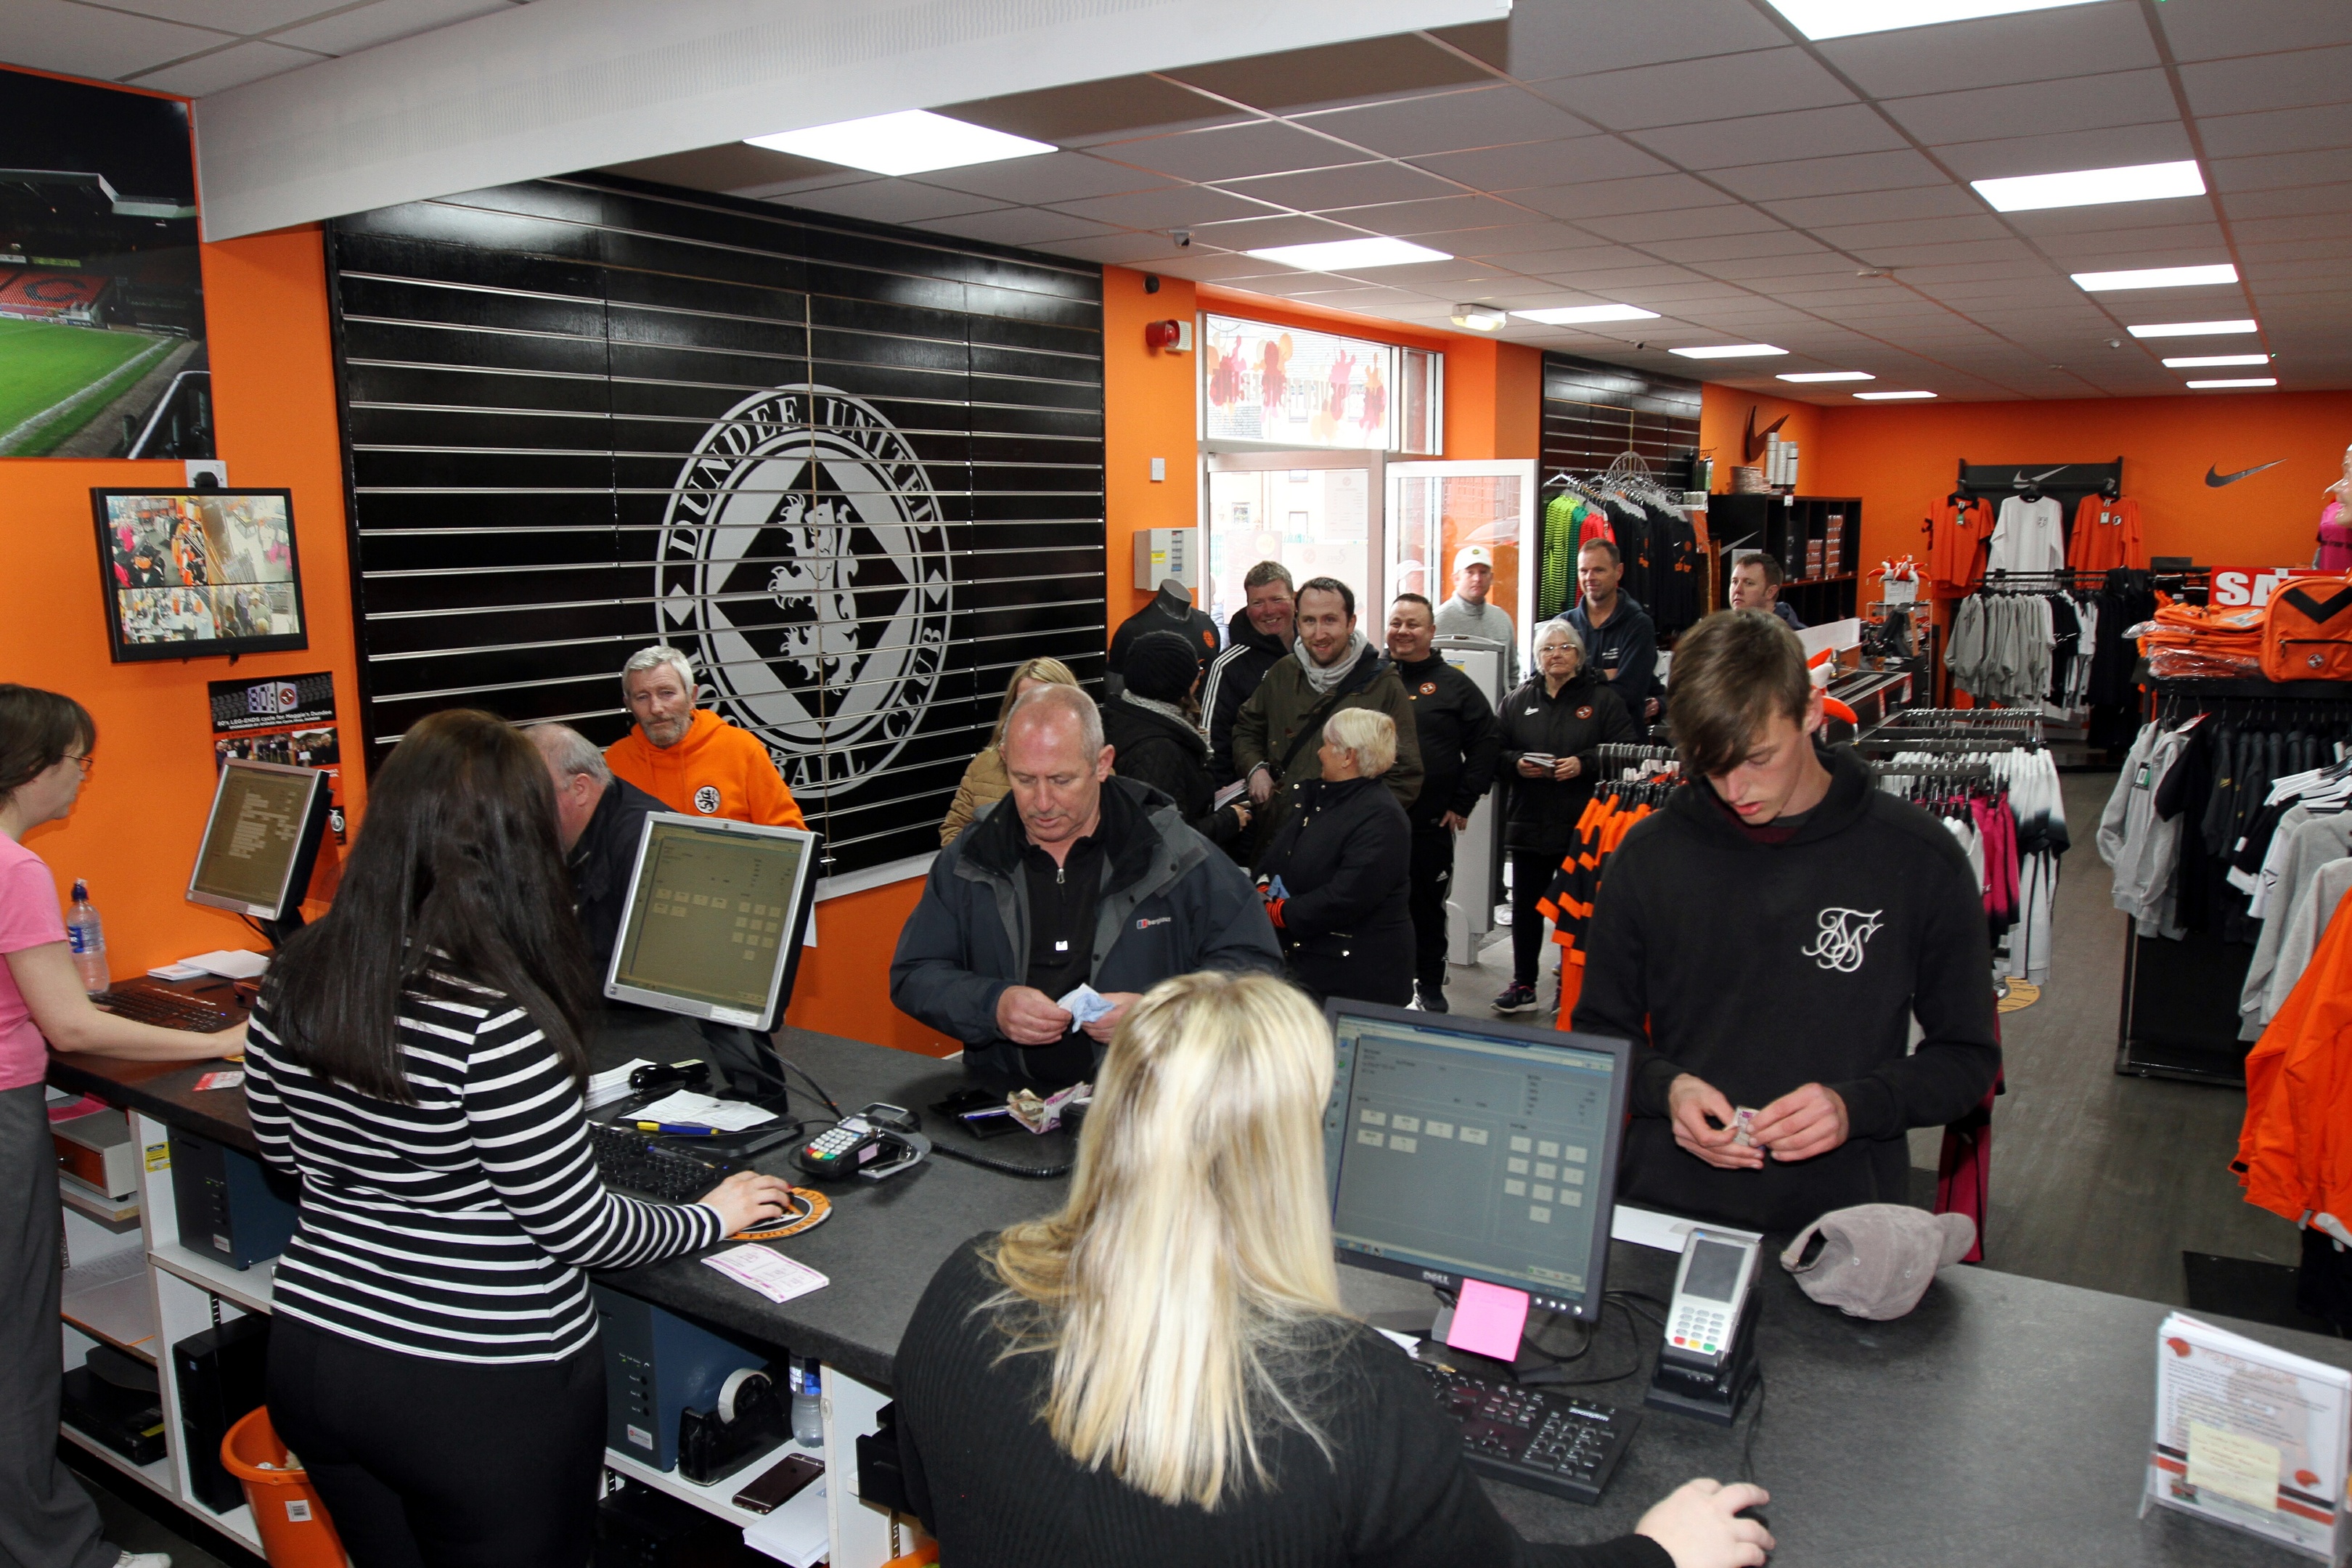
<box><xmin>67</xmin><ymin>880</ymin><xmax>109</xmax><ymax>995</ymax></box>
<box><xmin>789</xmin><ymin>1357</ymin><xmax>823</xmax><ymax>1448</ymax></box>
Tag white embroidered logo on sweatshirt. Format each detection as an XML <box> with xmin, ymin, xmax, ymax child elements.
<box><xmin>1802</xmin><ymin>907</ymin><xmax>1884</xmax><ymax>973</ymax></box>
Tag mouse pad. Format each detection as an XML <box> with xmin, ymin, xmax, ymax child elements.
<box><xmin>900</xmin><ymin>1069</ymin><xmax>1081</xmax><ymax>1178</ymax></box>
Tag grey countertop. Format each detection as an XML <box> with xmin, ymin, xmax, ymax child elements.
<box><xmin>52</xmin><ymin>1018</ymin><xmax>2352</xmax><ymax>1566</ymax></box>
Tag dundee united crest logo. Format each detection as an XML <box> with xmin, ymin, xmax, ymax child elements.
<box><xmin>657</xmin><ymin>386</ymin><xmax>952</xmax><ymax>798</ymax></box>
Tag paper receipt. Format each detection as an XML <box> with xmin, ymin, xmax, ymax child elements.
<box><xmin>703</xmin><ymin>1244</ymin><xmax>828</xmax><ymax>1305</ymax></box>
<box><xmin>194</xmin><ymin>1070</ymin><xmax>245</xmax><ymax>1092</ymax></box>
<box><xmin>2186</xmin><ymin>1420</ymin><xmax>2282</xmax><ymax>1510</ymax></box>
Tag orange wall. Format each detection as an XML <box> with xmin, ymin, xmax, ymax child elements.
<box><xmin>1813</xmin><ymin>391</ymin><xmax>2352</xmax><ymax>576</ymax></box>
<box><xmin>1697</xmin><ymin>384</ymin><xmax>1826</xmax><ymax>497</ymax></box>
<box><xmin>1102</xmin><ymin>265</ymin><xmax>1202</xmax><ymax>631</ymax></box>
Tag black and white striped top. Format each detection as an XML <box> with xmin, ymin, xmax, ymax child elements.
<box><xmin>243</xmin><ymin>971</ymin><xmax>723</xmax><ymax>1363</ymax></box>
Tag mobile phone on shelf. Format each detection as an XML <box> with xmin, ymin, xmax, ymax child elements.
<box><xmin>732</xmin><ymin>1451</ymin><xmax>822</xmax><ymax>1514</ymax></box>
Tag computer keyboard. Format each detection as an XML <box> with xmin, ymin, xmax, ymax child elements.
<box><xmin>1418</xmin><ymin>1359</ymin><xmax>1637</xmax><ymax>1504</ymax></box>
<box><xmin>587</xmin><ymin>1120</ymin><xmax>743</xmax><ymax>1204</ymax></box>
<box><xmin>93</xmin><ymin>986</ymin><xmax>242</xmax><ymax>1034</ymax></box>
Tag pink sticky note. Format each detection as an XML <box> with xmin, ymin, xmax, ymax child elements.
<box><xmin>1445</xmin><ymin>1278</ymin><xmax>1531</xmax><ymax>1363</ymax></box>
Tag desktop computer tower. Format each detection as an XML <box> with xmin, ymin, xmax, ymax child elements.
<box><xmin>592</xmin><ymin>1283</ymin><xmax>772</xmax><ymax>1473</ymax></box>
<box><xmin>175</xmin><ymin>1314</ymin><xmax>270</xmax><ymax>1512</ymax></box>
<box><xmin>169</xmin><ymin>1130</ymin><xmax>299</xmax><ymax>1270</ymax></box>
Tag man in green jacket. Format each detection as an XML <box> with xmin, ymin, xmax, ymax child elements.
<box><xmin>1231</xmin><ymin>576</ymin><xmax>1422</xmax><ymax>865</ymax></box>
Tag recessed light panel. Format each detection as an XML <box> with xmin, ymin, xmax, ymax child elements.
<box><xmin>2072</xmin><ymin>264</ymin><xmax>2239</xmax><ymax>292</ymax></box>
<box><xmin>1763</xmin><ymin>0</ymin><xmax>2102</xmax><ymax>41</ymax></box>
<box><xmin>2128</xmin><ymin>319</ymin><xmax>2259</xmax><ymax>339</ymax></box>
<box><xmin>1668</xmin><ymin>344</ymin><xmax>1788</xmax><ymax>359</ymax></box>
<box><xmin>1246</xmin><ymin>237</ymin><xmax>1453</xmax><ymax>271</ymax></box>
<box><xmin>1512</xmin><ymin>304</ymin><xmax>1661</xmax><ymax>325</ymax></box>
<box><xmin>1855</xmin><ymin>390</ymin><xmax>1937</xmax><ymax>400</ymax></box>
<box><xmin>2163</xmin><ymin>354</ymin><xmax>2271</xmax><ymax>369</ymax></box>
<box><xmin>2186</xmin><ymin>377</ymin><xmax>2277</xmax><ymax>390</ymax></box>
<box><xmin>1778</xmin><ymin>371</ymin><xmax>1875</xmax><ymax>383</ymax></box>
<box><xmin>1972</xmin><ymin>160</ymin><xmax>2204</xmax><ymax>213</ymax></box>
<box><xmin>746</xmin><ymin>110</ymin><xmax>1054</xmax><ymax>176</ymax></box>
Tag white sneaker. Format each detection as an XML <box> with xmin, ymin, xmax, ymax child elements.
<box><xmin>115</xmin><ymin>1551</ymin><xmax>171</xmax><ymax>1568</ymax></box>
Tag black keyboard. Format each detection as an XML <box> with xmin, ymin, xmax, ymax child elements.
<box><xmin>94</xmin><ymin>986</ymin><xmax>241</xmax><ymax>1034</ymax></box>
<box><xmin>587</xmin><ymin>1120</ymin><xmax>743</xmax><ymax>1204</ymax></box>
<box><xmin>1418</xmin><ymin>1360</ymin><xmax>1637</xmax><ymax>1504</ymax></box>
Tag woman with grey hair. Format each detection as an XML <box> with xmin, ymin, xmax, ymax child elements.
<box><xmin>1253</xmin><ymin>707</ymin><xmax>1413</xmax><ymax>1006</ymax></box>
<box><xmin>1491</xmin><ymin>618</ymin><xmax>1635</xmax><ymax>1015</ymax></box>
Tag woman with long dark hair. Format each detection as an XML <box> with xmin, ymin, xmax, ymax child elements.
<box><xmin>246</xmin><ymin>709</ymin><xmax>795</xmax><ymax>1568</ymax></box>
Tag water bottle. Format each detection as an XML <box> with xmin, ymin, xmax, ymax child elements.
<box><xmin>789</xmin><ymin>1356</ymin><xmax>823</xmax><ymax>1448</ymax></box>
<box><xmin>66</xmin><ymin>880</ymin><xmax>108</xmax><ymax>995</ymax></box>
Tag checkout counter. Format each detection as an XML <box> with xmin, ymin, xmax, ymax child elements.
<box><xmin>52</xmin><ymin>1009</ymin><xmax>2352</xmax><ymax>1568</ymax></box>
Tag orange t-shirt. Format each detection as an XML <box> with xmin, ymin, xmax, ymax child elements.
<box><xmin>2069</xmin><ymin>495</ymin><xmax>2144</xmax><ymax>574</ymax></box>
<box><xmin>604</xmin><ymin>709</ymin><xmax>807</xmax><ymax>830</ymax></box>
<box><xmin>1927</xmin><ymin>499</ymin><xmax>1995</xmax><ymax>592</ymax></box>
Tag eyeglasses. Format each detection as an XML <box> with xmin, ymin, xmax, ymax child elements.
<box><xmin>65</xmin><ymin>754</ymin><xmax>94</xmax><ymax>777</ymax></box>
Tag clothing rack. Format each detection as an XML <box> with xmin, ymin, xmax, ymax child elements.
<box><xmin>1867</xmin><ymin>760</ymin><xmax>1995</xmax><ymax>780</ymax></box>
<box><xmin>1857</xmin><ymin>735</ymin><xmax>2039</xmax><ymax>754</ymax></box>
<box><xmin>1952</xmin><ymin>458</ymin><xmax>2125</xmax><ymax>502</ymax></box>
<box><xmin>1594</xmin><ymin>742</ymin><xmax>1678</xmax><ymax>763</ymax></box>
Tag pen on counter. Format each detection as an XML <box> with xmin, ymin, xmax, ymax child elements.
<box><xmin>632</xmin><ymin>1121</ymin><xmax>721</xmax><ymax>1136</ymax></box>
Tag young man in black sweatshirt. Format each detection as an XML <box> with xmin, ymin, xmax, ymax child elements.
<box><xmin>1572</xmin><ymin>610</ymin><xmax>1999</xmax><ymax>1234</ymax></box>
<box><xmin>1387</xmin><ymin>592</ymin><xmax>1500</xmax><ymax>1012</ymax></box>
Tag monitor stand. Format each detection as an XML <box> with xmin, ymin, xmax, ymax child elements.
<box><xmin>698</xmin><ymin>1019</ymin><xmax>791</xmax><ymax>1112</ymax></box>
<box><xmin>1366</xmin><ymin>1301</ymin><xmax>1554</xmax><ymax>1381</ymax></box>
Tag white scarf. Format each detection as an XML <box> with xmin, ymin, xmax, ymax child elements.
<box><xmin>1297</xmin><ymin>629</ymin><xmax>1369</xmax><ymax>695</ymax></box>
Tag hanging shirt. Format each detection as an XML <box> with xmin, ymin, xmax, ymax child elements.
<box><xmin>2068</xmin><ymin>495</ymin><xmax>2144</xmax><ymax>574</ymax></box>
<box><xmin>1928</xmin><ymin>499</ymin><xmax>1996</xmax><ymax>592</ymax></box>
<box><xmin>1988</xmin><ymin>496</ymin><xmax>2066</xmax><ymax>576</ymax></box>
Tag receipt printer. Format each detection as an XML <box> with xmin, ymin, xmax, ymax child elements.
<box><xmin>1646</xmin><ymin>1227</ymin><xmax>1762</xmax><ymax>1426</ymax></box>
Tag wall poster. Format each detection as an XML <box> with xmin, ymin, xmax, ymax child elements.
<box><xmin>0</xmin><ymin>68</ymin><xmax>211</xmax><ymax>458</ymax></box>
<box><xmin>208</xmin><ymin>671</ymin><xmax>345</xmax><ymax>843</ymax></box>
<box><xmin>326</xmin><ymin>176</ymin><xmax>1106</xmax><ymax>878</ymax></box>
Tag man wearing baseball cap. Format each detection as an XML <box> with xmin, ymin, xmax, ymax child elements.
<box><xmin>1435</xmin><ymin>544</ymin><xmax>1518</xmax><ymax>689</ymax></box>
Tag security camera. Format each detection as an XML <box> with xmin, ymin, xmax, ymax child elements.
<box><xmin>1172</xmin><ymin>229</ymin><xmax>1193</xmax><ymax>248</ymax></box>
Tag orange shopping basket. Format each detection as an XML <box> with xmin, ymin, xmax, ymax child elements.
<box><xmin>220</xmin><ymin>1406</ymin><xmax>348</xmax><ymax>1568</ymax></box>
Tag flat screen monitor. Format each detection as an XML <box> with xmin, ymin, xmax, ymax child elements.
<box><xmin>187</xmin><ymin>760</ymin><xmax>332</xmax><ymax>923</ymax></box>
<box><xmin>1323</xmin><ymin>1000</ymin><xmax>1632</xmax><ymax>1323</ymax></box>
<box><xmin>92</xmin><ymin>489</ymin><xmax>307</xmax><ymax>663</ymax></box>
<box><xmin>605</xmin><ymin>814</ymin><xmax>820</xmax><ymax>1033</ymax></box>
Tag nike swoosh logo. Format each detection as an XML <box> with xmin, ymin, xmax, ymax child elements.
<box><xmin>2206</xmin><ymin>460</ymin><xmax>2286</xmax><ymax>488</ymax></box>
<box><xmin>2012</xmin><ymin>466</ymin><xmax>2067</xmax><ymax>486</ymax></box>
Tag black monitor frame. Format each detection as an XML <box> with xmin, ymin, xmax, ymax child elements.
<box><xmin>1322</xmin><ymin>998</ymin><xmax>1634</xmax><ymax>1323</ymax></box>
<box><xmin>184</xmin><ymin>759</ymin><xmax>332</xmax><ymax>938</ymax></box>
<box><xmin>92</xmin><ymin>487</ymin><xmax>309</xmax><ymax>663</ymax></box>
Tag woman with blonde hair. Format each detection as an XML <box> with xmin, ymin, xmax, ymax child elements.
<box><xmin>939</xmin><ymin>656</ymin><xmax>1082</xmax><ymax>844</ymax></box>
<box><xmin>894</xmin><ymin>970</ymin><xmax>1776</xmax><ymax>1568</ymax></box>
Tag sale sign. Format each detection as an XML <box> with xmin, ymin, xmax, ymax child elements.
<box><xmin>2210</xmin><ymin>566</ymin><xmax>2320</xmax><ymax>610</ymax></box>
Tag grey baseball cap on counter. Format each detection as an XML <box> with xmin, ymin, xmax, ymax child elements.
<box><xmin>1779</xmin><ymin>1204</ymin><xmax>1976</xmax><ymax>1320</ymax></box>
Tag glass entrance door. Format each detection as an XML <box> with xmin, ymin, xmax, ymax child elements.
<box><xmin>1385</xmin><ymin>460</ymin><xmax>1538</xmax><ymax>669</ymax></box>
<box><xmin>1202</xmin><ymin>451</ymin><xmax>1384</xmax><ymax>632</ymax></box>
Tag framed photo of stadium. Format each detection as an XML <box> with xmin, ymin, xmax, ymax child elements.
<box><xmin>92</xmin><ymin>488</ymin><xmax>307</xmax><ymax>662</ymax></box>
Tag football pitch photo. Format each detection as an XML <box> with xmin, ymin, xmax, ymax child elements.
<box><xmin>0</xmin><ymin>317</ymin><xmax>170</xmax><ymax>455</ymax></box>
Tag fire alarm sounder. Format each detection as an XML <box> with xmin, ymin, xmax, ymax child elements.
<box><xmin>1144</xmin><ymin>319</ymin><xmax>1193</xmax><ymax>354</ymax></box>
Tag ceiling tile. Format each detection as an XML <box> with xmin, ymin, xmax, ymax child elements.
<box><xmin>1090</xmin><ymin>121</ymin><xmax>1361</xmax><ymax>184</ymax></box>
<box><xmin>1151</xmin><ymin>252</ymin><xmax>1299</xmax><ymax>282</ymax></box>
<box><xmin>2004</xmin><ymin>197</ymin><xmax>2218</xmax><ymax>236</ymax></box>
<box><xmin>2029</xmin><ymin>226</ymin><xmax>2232</xmax><ymax>261</ymax></box>
<box><xmin>1931</xmin><ymin>122</ymin><xmax>2196</xmax><ymax>180</ymax></box>
<box><xmin>1538</xmin><ymin>264</ymin><xmax>1712</xmax><ymax>290</ymax></box>
<box><xmin>2200</xmin><ymin>105</ymin><xmax>2352</xmax><ymax>158</ymax></box>
<box><xmin>1515</xmin><ymin>172</ymin><xmax>1733</xmax><ymax>219</ymax></box>
<box><xmin>1314</xmin><ymin>194</ymin><xmax>1544</xmax><ymax>236</ymax></box>
<box><xmin>1398</xmin><ymin>137</ymin><xmax>1649</xmax><ymax>191</ymax></box>
<box><xmin>1814</xmin><ymin>215</ymin><xmax>2012</xmax><ymax>250</ymax></box>
<box><xmin>2162</xmin><ymin>0</ymin><xmax>2352</xmax><ymax>59</ymax></box>
<box><xmin>1707</xmin><ymin>148</ymin><xmax>1949</xmax><ymax>203</ymax></box>
<box><xmin>1881</xmin><ymin>70</ymin><xmax>2179</xmax><ymax>146</ymax></box>
<box><xmin>2212</xmin><ymin>147</ymin><xmax>2352</xmax><ymax>192</ymax></box>
<box><xmin>128</xmin><ymin>39</ymin><xmax>324</xmax><ymax>93</ymax></box>
<box><xmin>1579</xmin><ymin>205</ymin><xmax>1789</xmax><ymax>243</ymax></box>
<box><xmin>1033</xmin><ymin>231</ymin><xmax>1193</xmax><ymax>266</ymax></box>
<box><xmin>266</xmin><ymin>0</ymin><xmax>510</xmax><ymax>55</ymax></box>
<box><xmin>1535</xmin><ymin>47</ymin><xmax>1858</xmax><ymax>131</ymax></box>
<box><xmin>1500</xmin><ymin>0</ymin><xmax>1788</xmax><ymax>81</ymax></box>
<box><xmin>2181</xmin><ymin>44</ymin><xmax>2352</xmax><ymax>117</ymax></box>
<box><xmin>1442</xmin><ymin>225</ymin><xmax>1619</xmax><ymax>257</ymax></box>
<box><xmin>6</xmin><ymin>0</ymin><xmax>229</xmax><ymax>79</ymax></box>
<box><xmin>1698</xmin><ymin>251</ymin><xmax>1869</xmax><ymax>281</ymax></box>
<box><xmin>1294</xmin><ymin>86</ymin><xmax>1593</xmax><ymax>158</ymax></box>
<box><xmin>1182</xmin><ymin>212</ymin><xmax>1367</xmax><ymax>250</ymax></box>
<box><xmin>905</xmin><ymin>208</ymin><xmax>1121</xmax><ymax>247</ymax></box>
<box><xmin>1049</xmin><ymin>184</ymin><xmax>1278</xmax><ymax>229</ymax></box>
<box><xmin>780</xmin><ymin>181</ymin><xmax>1012</xmax><ymax>226</ymax></box>
<box><xmin>1815</xmin><ymin>4</ymin><xmax>2160</xmax><ymax>97</ymax></box>
<box><xmin>1216</xmin><ymin>162</ymin><xmax>1457</xmax><ymax>213</ymax></box>
<box><xmin>2233</xmin><ymin>234</ymin><xmax>2352</xmax><ymax>262</ymax></box>
<box><xmin>1631</xmin><ymin>105</ymin><xmax>1912</xmax><ymax>171</ymax></box>
<box><xmin>1164</xmin><ymin>34</ymin><xmax>1490</xmax><ymax>115</ymax></box>
<box><xmin>1647</xmin><ymin>229</ymin><xmax>1834</xmax><ymax>264</ymax></box>
<box><xmin>2232</xmin><ymin>211</ymin><xmax>2352</xmax><ymax>243</ymax></box>
<box><xmin>939</xmin><ymin>76</ymin><xmax>1245</xmax><ymax>147</ymax></box>
<box><xmin>1418</xmin><ymin>221</ymin><xmax>1579</xmax><ymax>253</ymax></box>
<box><xmin>118</xmin><ymin>0</ymin><xmax>352</xmax><ymax>28</ymax></box>
<box><xmin>1482</xmin><ymin>244</ymin><xmax>1650</xmax><ymax>273</ymax></box>
<box><xmin>914</xmin><ymin>152</ymin><xmax>1169</xmax><ymax>204</ymax></box>
<box><xmin>1763</xmin><ymin>185</ymin><xmax>1985</xmax><ymax>228</ymax></box>
<box><xmin>1858</xmin><ymin>238</ymin><xmax>2043</xmax><ymax>267</ymax></box>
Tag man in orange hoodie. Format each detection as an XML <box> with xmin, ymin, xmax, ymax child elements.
<box><xmin>604</xmin><ymin>646</ymin><xmax>808</xmax><ymax>830</ymax></box>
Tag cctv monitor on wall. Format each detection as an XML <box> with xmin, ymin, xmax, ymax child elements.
<box><xmin>92</xmin><ymin>488</ymin><xmax>306</xmax><ymax>662</ymax></box>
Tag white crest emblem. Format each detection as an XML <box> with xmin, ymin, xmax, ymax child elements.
<box><xmin>657</xmin><ymin>385</ymin><xmax>952</xmax><ymax>799</ymax></box>
<box><xmin>693</xmin><ymin>785</ymin><xmax>722</xmax><ymax>815</ymax></box>
<box><xmin>1801</xmin><ymin>907</ymin><xmax>1883</xmax><ymax>973</ymax></box>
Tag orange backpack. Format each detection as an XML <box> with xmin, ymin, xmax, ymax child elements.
<box><xmin>2261</xmin><ymin>576</ymin><xmax>2352</xmax><ymax>682</ymax></box>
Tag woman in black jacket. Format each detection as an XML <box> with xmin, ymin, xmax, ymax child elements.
<box><xmin>1492</xmin><ymin>620</ymin><xmax>1635</xmax><ymax>1015</ymax></box>
<box><xmin>1103</xmin><ymin>630</ymin><xmax>1249</xmax><ymax>847</ymax></box>
<box><xmin>1255</xmin><ymin>707</ymin><xmax>1413</xmax><ymax>1006</ymax></box>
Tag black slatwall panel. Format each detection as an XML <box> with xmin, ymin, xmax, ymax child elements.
<box><xmin>1540</xmin><ymin>351</ymin><xmax>1702</xmax><ymax>486</ymax></box>
<box><xmin>326</xmin><ymin>174</ymin><xmax>1106</xmax><ymax>876</ymax></box>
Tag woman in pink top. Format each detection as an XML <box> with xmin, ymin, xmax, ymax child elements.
<box><xmin>1</xmin><ymin>685</ymin><xmax>238</xmax><ymax>1568</ymax></box>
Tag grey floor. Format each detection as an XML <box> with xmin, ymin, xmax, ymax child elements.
<box><xmin>1443</xmin><ymin>769</ymin><xmax>2301</xmax><ymax>1308</ymax></box>
<box><xmin>63</xmin><ymin>1452</ymin><xmax>255</xmax><ymax>1568</ymax></box>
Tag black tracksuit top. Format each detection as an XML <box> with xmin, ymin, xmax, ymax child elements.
<box><xmin>1494</xmin><ymin>668</ymin><xmax>1636</xmax><ymax>854</ymax></box>
<box><xmin>1392</xmin><ymin>652</ymin><xmax>1501</xmax><ymax>830</ymax></box>
<box><xmin>1572</xmin><ymin>744</ymin><xmax>2001</xmax><ymax>1234</ymax></box>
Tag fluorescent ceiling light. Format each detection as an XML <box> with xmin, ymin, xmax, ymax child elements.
<box><xmin>1450</xmin><ymin>303</ymin><xmax>1508</xmax><ymax>332</ymax></box>
<box><xmin>1855</xmin><ymin>390</ymin><xmax>1938</xmax><ymax>400</ymax></box>
<box><xmin>1512</xmin><ymin>303</ymin><xmax>1661</xmax><ymax>325</ymax></box>
<box><xmin>2072</xmin><ymin>264</ymin><xmax>2238</xmax><ymax>292</ymax></box>
<box><xmin>2129</xmin><ymin>319</ymin><xmax>2259</xmax><ymax>339</ymax></box>
<box><xmin>2163</xmin><ymin>354</ymin><xmax>2271</xmax><ymax>369</ymax></box>
<box><xmin>2186</xmin><ymin>377</ymin><xmax>2277</xmax><ymax>389</ymax></box>
<box><xmin>746</xmin><ymin>110</ymin><xmax>1053</xmax><ymax>176</ymax></box>
<box><xmin>1972</xmin><ymin>160</ymin><xmax>2203</xmax><ymax>213</ymax></box>
<box><xmin>1668</xmin><ymin>343</ymin><xmax>1788</xmax><ymax>359</ymax></box>
<box><xmin>1246</xmin><ymin>237</ymin><xmax>1453</xmax><ymax>271</ymax></box>
<box><xmin>1778</xmin><ymin>371</ymin><xmax>1875</xmax><ymax>383</ymax></box>
<box><xmin>1763</xmin><ymin>0</ymin><xmax>2102</xmax><ymax>41</ymax></box>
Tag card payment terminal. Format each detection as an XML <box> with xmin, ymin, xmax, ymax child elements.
<box><xmin>1645</xmin><ymin>1227</ymin><xmax>1762</xmax><ymax>1426</ymax></box>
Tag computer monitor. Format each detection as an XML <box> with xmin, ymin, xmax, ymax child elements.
<box><xmin>185</xmin><ymin>759</ymin><xmax>332</xmax><ymax>931</ymax></box>
<box><xmin>1322</xmin><ymin>1000</ymin><xmax>1633</xmax><ymax>1324</ymax></box>
<box><xmin>605</xmin><ymin>814</ymin><xmax>820</xmax><ymax>1035</ymax></box>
